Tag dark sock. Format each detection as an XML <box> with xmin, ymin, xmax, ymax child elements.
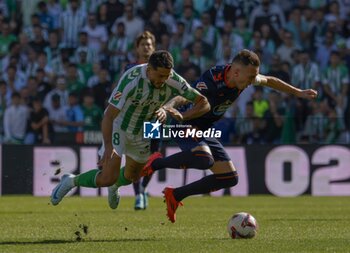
<box><xmin>173</xmin><ymin>171</ymin><xmax>238</xmax><ymax>201</ymax></box>
<box><xmin>150</xmin><ymin>139</ymin><xmax>161</xmax><ymax>152</ymax></box>
<box><xmin>133</xmin><ymin>180</ymin><xmax>141</xmax><ymax>195</ymax></box>
<box><xmin>141</xmin><ymin>175</ymin><xmax>152</xmax><ymax>189</ymax></box>
<box><xmin>152</xmin><ymin>150</ymin><xmax>214</xmax><ymax>170</ymax></box>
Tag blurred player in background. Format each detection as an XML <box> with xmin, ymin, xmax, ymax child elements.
<box><xmin>50</xmin><ymin>50</ymin><xmax>210</xmax><ymax>208</ymax></box>
<box><xmin>142</xmin><ymin>49</ymin><xmax>318</xmax><ymax>223</ymax></box>
<box><xmin>124</xmin><ymin>31</ymin><xmax>155</xmax><ymax>71</ymax></box>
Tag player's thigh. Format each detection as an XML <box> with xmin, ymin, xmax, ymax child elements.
<box><xmin>124</xmin><ymin>136</ymin><xmax>150</xmax><ymax>181</ymax></box>
<box><xmin>105</xmin><ymin>153</ymin><xmax>122</xmax><ymax>183</ymax></box>
<box><xmin>210</xmin><ymin>160</ymin><xmax>237</xmax><ymax>174</ymax></box>
<box><xmin>98</xmin><ymin>122</ymin><xmax>126</xmax><ymax>159</ymax></box>
<box><xmin>204</xmin><ymin>137</ymin><xmax>235</xmax><ymax>173</ymax></box>
<box><xmin>97</xmin><ymin>125</ymin><xmax>125</xmax><ymax>181</ymax></box>
<box><xmin>191</xmin><ymin>143</ymin><xmax>212</xmax><ymax>154</ymax></box>
<box><xmin>175</xmin><ymin>135</ymin><xmax>212</xmax><ymax>155</ymax></box>
<box><xmin>96</xmin><ymin>151</ymin><xmax>122</xmax><ymax>186</ymax></box>
<box><xmin>204</xmin><ymin>138</ymin><xmax>231</xmax><ymax>161</ymax></box>
<box><xmin>124</xmin><ymin>155</ymin><xmax>145</xmax><ymax>182</ymax></box>
<box><xmin>124</xmin><ymin>135</ymin><xmax>150</xmax><ymax>163</ymax></box>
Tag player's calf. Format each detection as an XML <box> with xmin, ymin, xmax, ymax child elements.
<box><xmin>213</xmin><ymin>171</ymin><xmax>239</xmax><ymax>189</ymax></box>
<box><xmin>150</xmin><ymin>150</ymin><xmax>214</xmax><ymax>171</ymax></box>
<box><xmin>97</xmin><ymin>172</ymin><xmax>119</xmax><ymax>187</ymax></box>
<box><xmin>172</xmin><ymin>171</ymin><xmax>239</xmax><ymax>201</ymax></box>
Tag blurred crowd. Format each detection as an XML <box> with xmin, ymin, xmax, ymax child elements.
<box><xmin>0</xmin><ymin>0</ymin><xmax>349</xmax><ymax>145</ymax></box>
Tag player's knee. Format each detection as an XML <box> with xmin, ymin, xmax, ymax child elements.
<box><xmin>129</xmin><ymin>174</ymin><xmax>140</xmax><ymax>182</ymax></box>
<box><xmin>192</xmin><ymin>150</ymin><xmax>214</xmax><ymax>169</ymax></box>
<box><xmin>231</xmin><ymin>173</ymin><xmax>238</xmax><ymax>187</ymax></box>
<box><xmin>99</xmin><ymin>173</ymin><xmax>118</xmax><ymax>186</ymax></box>
<box><xmin>123</xmin><ymin>170</ymin><xmax>139</xmax><ymax>182</ymax></box>
<box><xmin>215</xmin><ymin>171</ymin><xmax>238</xmax><ymax>188</ymax></box>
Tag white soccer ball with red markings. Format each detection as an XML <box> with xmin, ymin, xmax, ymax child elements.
<box><xmin>227</xmin><ymin>212</ymin><xmax>258</xmax><ymax>239</ymax></box>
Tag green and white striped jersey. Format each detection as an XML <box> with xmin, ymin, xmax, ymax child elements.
<box><xmin>291</xmin><ymin>62</ymin><xmax>320</xmax><ymax>90</ymax></box>
<box><xmin>109</xmin><ymin>64</ymin><xmax>199</xmax><ymax>135</ymax></box>
<box><xmin>322</xmin><ymin>64</ymin><xmax>349</xmax><ymax>95</ymax></box>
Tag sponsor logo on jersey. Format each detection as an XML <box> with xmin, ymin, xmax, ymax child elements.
<box><xmin>213</xmin><ymin>72</ymin><xmax>223</xmax><ymax>81</ymax></box>
<box><xmin>112</xmin><ymin>91</ymin><xmax>122</xmax><ymax>101</ymax></box>
<box><xmin>131</xmin><ymin>99</ymin><xmax>163</xmax><ymax>107</ymax></box>
<box><xmin>213</xmin><ymin>100</ymin><xmax>232</xmax><ymax>115</ymax></box>
<box><xmin>180</xmin><ymin>80</ymin><xmax>189</xmax><ymax>91</ymax></box>
<box><xmin>196</xmin><ymin>82</ymin><xmax>208</xmax><ymax>90</ymax></box>
<box><xmin>127</xmin><ymin>69</ymin><xmax>140</xmax><ymax>80</ymax></box>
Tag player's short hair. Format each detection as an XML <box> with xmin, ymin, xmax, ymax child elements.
<box><xmin>232</xmin><ymin>49</ymin><xmax>260</xmax><ymax>67</ymax></box>
<box><xmin>135</xmin><ymin>31</ymin><xmax>156</xmax><ymax>48</ymax></box>
<box><xmin>148</xmin><ymin>50</ymin><xmax>174</xmax><ymax>70</ymax></box>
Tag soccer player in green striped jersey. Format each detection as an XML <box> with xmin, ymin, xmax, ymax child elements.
<box><xmin>50</xmin><ymin>50</ymin><xmax>210</xmax><ymax>207</ymax></box>
<box><xmin>125</xmin><ymin>31</ymin><xmax>157</xmax><ymax>211</ymax></box>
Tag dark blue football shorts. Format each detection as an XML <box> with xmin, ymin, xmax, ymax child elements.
<box><xmin>174</xmin><ymin>134</ymin><xmax>231</xmax><ymax>162</ymax></box>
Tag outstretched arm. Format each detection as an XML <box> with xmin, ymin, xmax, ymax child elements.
<box><xmin>257</xmin><ymin>74</ymin><xmax>318</xmax><ymax>99</ymax></box>
<box><xmin>159</xmin><ymin>92</ymin><xmax>210</xmax><ymax>122</ymax></box>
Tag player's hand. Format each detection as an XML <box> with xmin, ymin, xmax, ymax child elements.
<box><xmin>299</xmin><ymin>89</ymin><xmax>318</xmax><ymax>100</ymax></box>
<box><xmin>164</xmin><ymin>107</ymin><xmax>183</xmax><ymax>122</ymax></box>
<box><xmin>155</xmin><ymin>107</ymin><xmax>167</xmax><ymax>123</ymax></box>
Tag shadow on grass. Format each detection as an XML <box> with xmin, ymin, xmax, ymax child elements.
<box><xmin>0</xmin><ymin>238</ymin><xmax>158</xmax><ymax>245</ymax></box>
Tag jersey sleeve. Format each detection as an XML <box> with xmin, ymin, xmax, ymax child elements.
<box><xmin>193</xmin><ymin>70</ymin><xmax>213</xmax><ymax>97</ymax></box>
<box><xmin>167</xmin><ymin>70</ymin><xmax>201</xmax><ymax>102</ymax></box>
<box><xmin>108</xmin><ymin>66</ymin><xmax>140</xmax><ymax>110</ymax></box>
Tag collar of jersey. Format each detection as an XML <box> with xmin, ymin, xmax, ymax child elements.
<box><xmin>224</xmin><ymin>64</ymin><xmax>242</xmax><ymax>93</ymax></box>
<box><xmin>224</xmin><ymin>65</ymin><xmax>231</xmax><ymax>87</ymax></box>
<box><xmin>140</xmin><ymin>64</ymin><xmax>148</xmax><ymax>79</ymax></box>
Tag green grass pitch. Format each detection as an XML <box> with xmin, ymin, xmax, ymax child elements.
<box><xmin>0</xmin><ymin>196</ymin><xmax>349</xmax><ymax>253</ymax></box>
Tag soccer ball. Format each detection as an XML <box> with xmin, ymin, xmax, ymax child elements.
<box><xmin>227</xmin><ymin>212</ymin><xmax>258</xmax><ymax>239</ymax></box>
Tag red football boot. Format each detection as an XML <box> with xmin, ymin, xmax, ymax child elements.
<box><xmin>163</xmin><ymin>187</ymin><xmax>183</xmax><ymax>223</ymax></box>
<box><xmin>141</xmin><ymin>152</ymin><xmax>163</xmax><ymax>177</ymax></box>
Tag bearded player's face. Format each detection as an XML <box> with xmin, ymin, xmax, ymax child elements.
<box><xmin>147</xmin><ymin>66</ymin><xmax>172</xmax><ymax>88</ymax></box>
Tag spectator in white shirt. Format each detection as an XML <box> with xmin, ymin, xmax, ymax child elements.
<box><xmin>3</xmin><ymin>65</ymin><xmax>27</xmax><ymax>93</ymax></box>
<box><xmin>249</xmin><ymin>0</ymin><xmax>286</xmax><ymax>33</ymax></box>
<box><xmin>291</xmin><ymin>50</ymin><xmax>321</xmax><ymax>90</ymax></box>
<box><xmin>82</xmin><ymin>13</ymin><xmax>108</xmax><ymax>52</ymax></box>
<box><xmin>3</xmin><ymin>92</ymin><xmax>30</xmax><ymax>144</ymax></box>
<box><xmin>48</xmin><ymin>93</ymin><xmax>68</xmax><ymax>133</ymax></box>
<box><xmin>59</xmin><ymin>0</ymin><xmax>86</xmax><ymax>49</ymax></box>
<box><xmin>44</xmin><ymin>76</ymin><xmax>69</xmax><ymax>113</ymax></box>
<box><xmin>111</xmin><ymin>4</ymin><xmax>144</xmax><ymax>42</ymax></box>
